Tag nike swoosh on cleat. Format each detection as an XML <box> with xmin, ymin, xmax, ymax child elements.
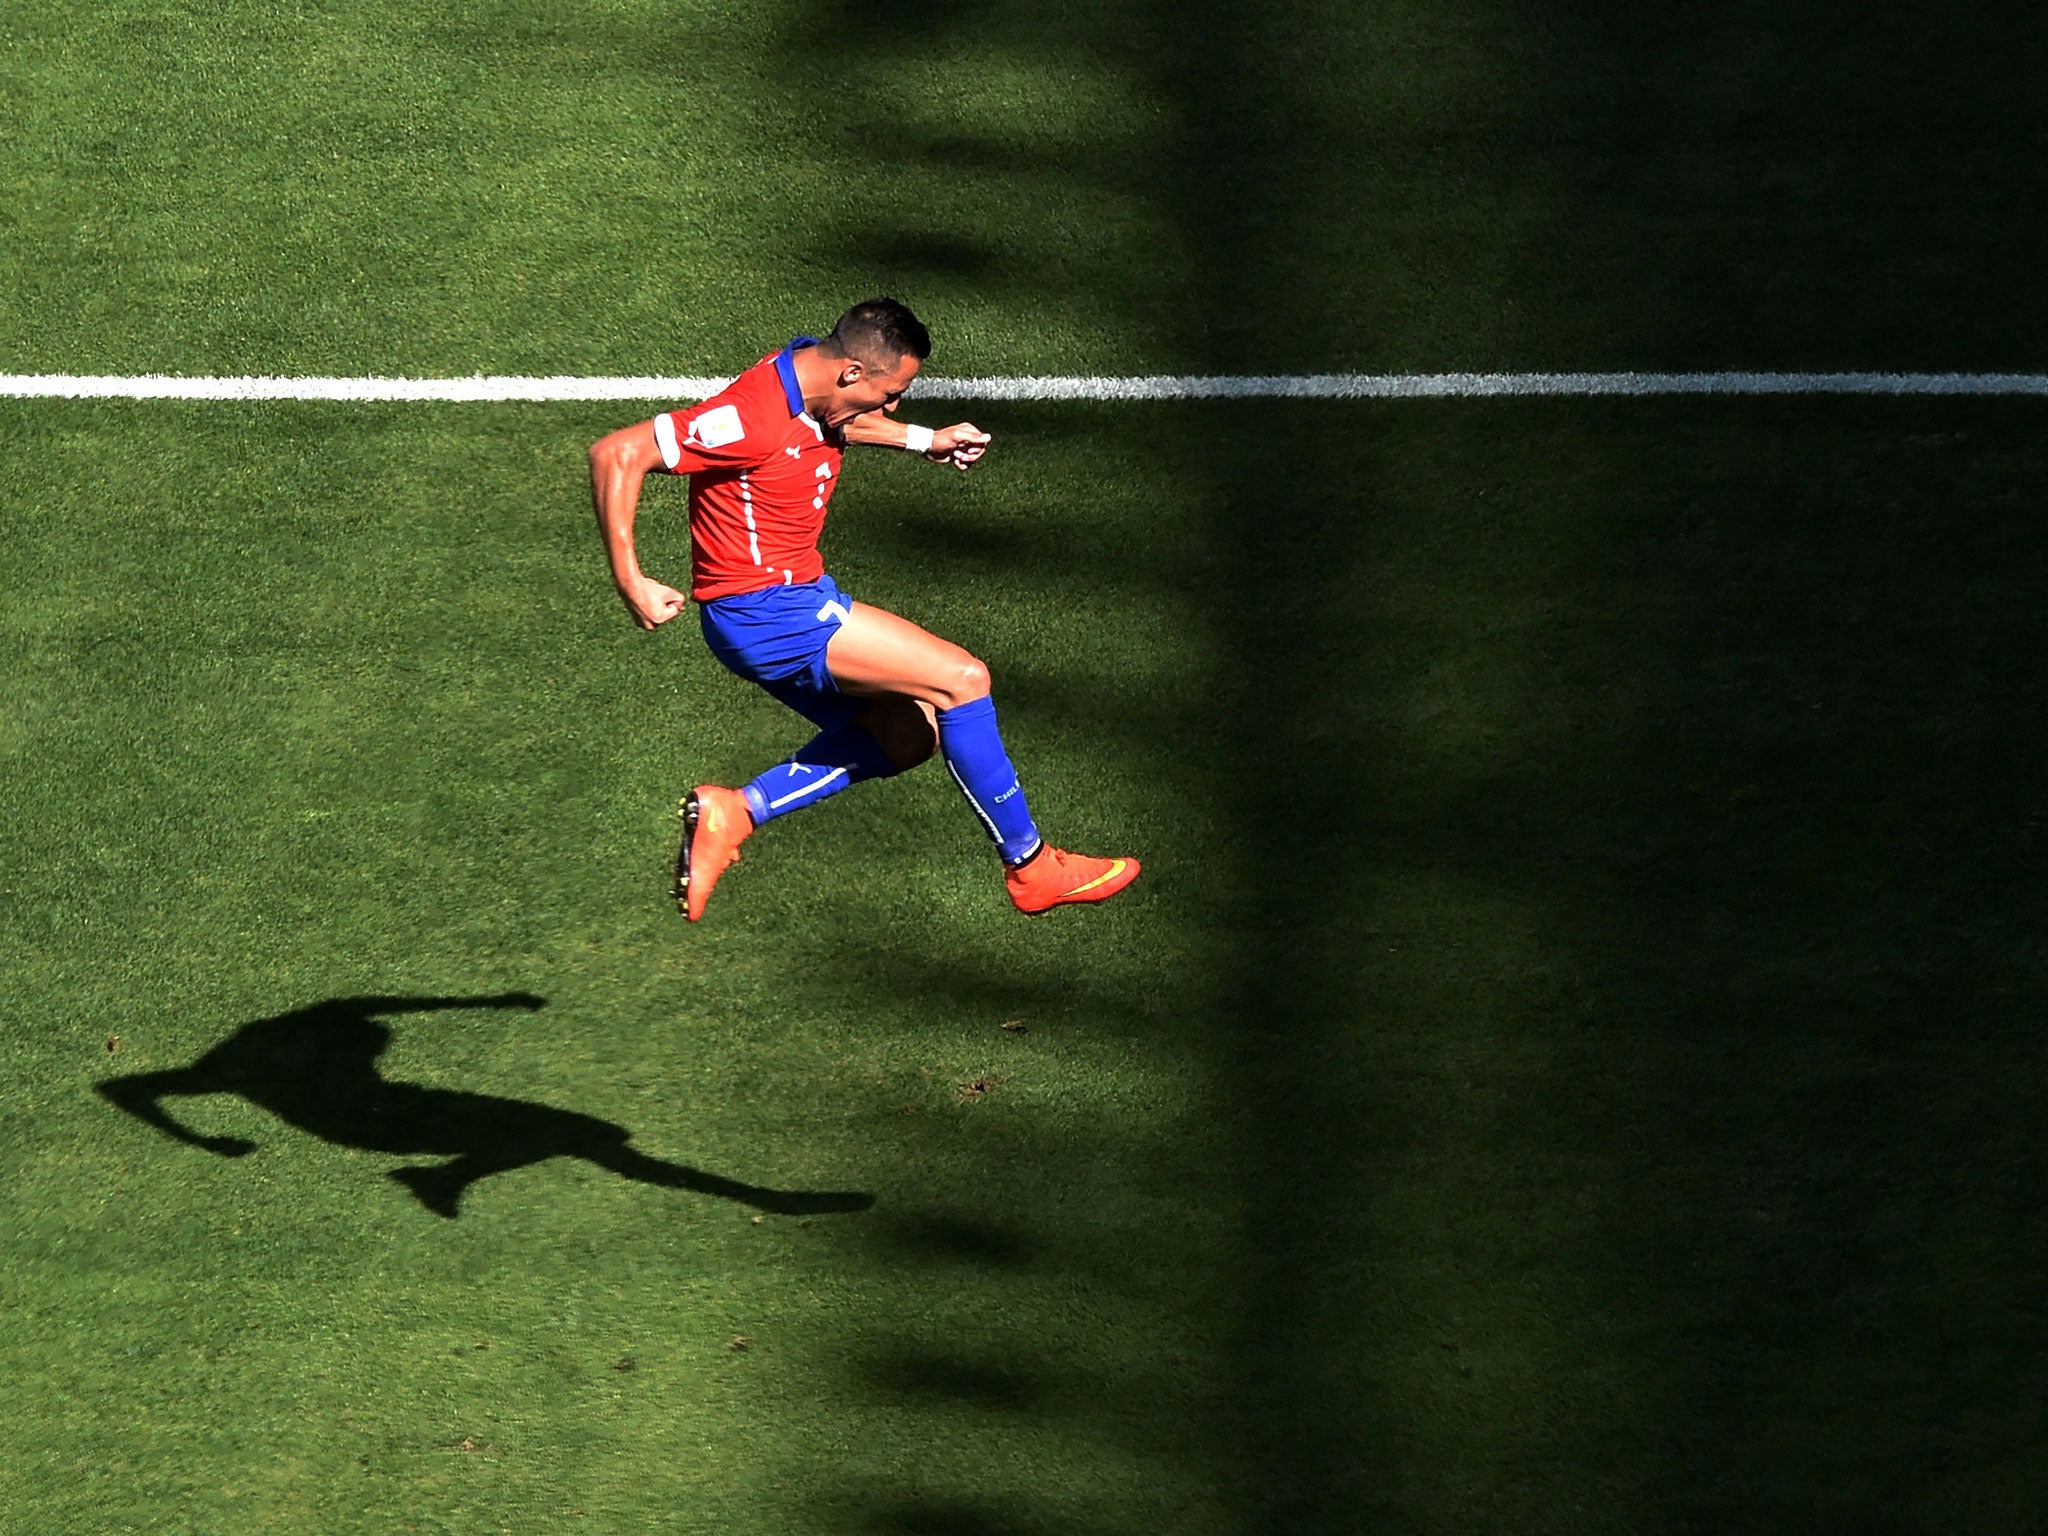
<box><xmin>1062</xmin><ymin>859</ymin><xmax>1130</xmax><ymax>899</ymax></box>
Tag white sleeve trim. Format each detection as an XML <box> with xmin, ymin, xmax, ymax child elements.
<box><xmin>653</xmin><ymin>412</ymin><xmax>680</xmax><ymax>469</ymax></box>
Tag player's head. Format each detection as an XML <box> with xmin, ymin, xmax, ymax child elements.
<box><xmin>812</xmin><ymin>297</ymin><xmax>930</xmax><ymax>425</ymax></box>
<box><xmin>824</xmin><ymin>297</ymin><xmax>931</xmax><ymax>369</ymax></box>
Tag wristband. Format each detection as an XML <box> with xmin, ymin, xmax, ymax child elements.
<box><xmin>903</xmin><ymin>424</ymin><xmax>935</xmax><ymax>455</ymax></box>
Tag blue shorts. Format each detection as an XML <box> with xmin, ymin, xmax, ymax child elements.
<box><xmin>698</xmin><ymin>575</ymin><xmax>863</xmax><ymax>729</ymax></box>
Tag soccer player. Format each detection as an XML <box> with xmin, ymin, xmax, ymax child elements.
<box><xmin>589</xmin><ymin>297</ymin><xmax>1140</xmax><ymax>922</ymax></box>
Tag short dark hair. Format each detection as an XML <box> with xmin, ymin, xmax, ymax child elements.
<box><xmin>822</xmin><ymin>297</ymin><xmax>931</xmax><ymax>366</ymax></box>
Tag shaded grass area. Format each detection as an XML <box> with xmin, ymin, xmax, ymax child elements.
<box><xmin>1204</xmin><ymin>398</ymin><xmax>2048</xmax><ymax>1535</ymax></box>
<box><xmin>1159</xmin><ymin>5</ymin><xmax>2048</xmax><ymax>1530</ymax></box>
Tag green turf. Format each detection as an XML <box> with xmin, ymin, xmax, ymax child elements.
<box><xmin>8</xmin><ymin>2</ymin><xmax>2048</xmax><ymax>1534</ymax></box>
<box><xmin>3</xmin><ymin>401</ymin><xmax>1227</xmax><ymax>1534</ymax></box>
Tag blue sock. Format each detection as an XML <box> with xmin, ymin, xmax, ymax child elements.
<box><xmin>742</xmin><ymin>720</ymin><xmax>900</xmax><ymax>825</ymax></box>
<box><xmin>936</xmin><ymin>696</ymin><xmax>1042</xmax><ymax>865</ymax></box>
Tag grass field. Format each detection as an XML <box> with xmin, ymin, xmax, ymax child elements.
<box><xmin>7</xmin><ymin>3</ymin><xmax>2048</xmax><ymax>1534</ymax></box>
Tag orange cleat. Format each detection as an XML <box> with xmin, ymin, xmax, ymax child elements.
<box><xmin>1004</xmin><ymin>843</ymin><xmax>1141</xmax><ymax>915</ymax></box>
<box><xmin>674</xmin><ymin>785</ymin><xmax>754</xmax><ymax>922</ymax></box>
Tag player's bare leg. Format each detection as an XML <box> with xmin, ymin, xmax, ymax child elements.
<box><xmin>852</xmin><ymin>693</ymin><xmax>939</xmax><ymax>770</ymax></box>
<box><xmin>826</xmin><ymin>602</ymin><xmax>1139</xmax><ymax>912</ymax></box>
<box><xmin>822</xmin><ymin>602</ymin><xmax>992</xmax><ymax>710</ymax></box>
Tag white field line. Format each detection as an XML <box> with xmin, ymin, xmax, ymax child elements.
<box><xmin>5</xmin><ymin>371</ymin><xmax>2048</xmax><ymax>402</ymax></box>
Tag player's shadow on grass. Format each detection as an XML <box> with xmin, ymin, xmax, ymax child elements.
<box><xmin>95</xmin><ymin>992</ymin><xmax>873</xmax><ymax>1220</ymax></box>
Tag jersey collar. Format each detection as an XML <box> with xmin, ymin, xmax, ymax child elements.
<box><xmin>773</xmin><ymin>336</ymin><xmax>818</xmax><ymax>418</ymax></box>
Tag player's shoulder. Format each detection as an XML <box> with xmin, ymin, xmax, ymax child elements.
<box><xmin>681</xmin><ymin>353</ymin><xmax>781</xmax><ymax>419</ymax></box>
<box><xmin>666</xmin><ymin>354</ymin><xmax>787</xmax><ymax>457</ymax></box>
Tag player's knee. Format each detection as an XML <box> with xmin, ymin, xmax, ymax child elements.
<box><xmin>939</xmin><ymin>655</ymin><xmax>992</xmax><ymax>710</ymax></box>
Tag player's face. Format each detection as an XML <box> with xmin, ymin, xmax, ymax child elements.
<box><xmin>828</xmin><ymin>353</ymin><xmax>921</xmax><ymax>427</ymax></box>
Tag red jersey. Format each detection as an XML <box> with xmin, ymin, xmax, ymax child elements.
<box><xmin>653</xmin><ymin>341</ymin><xmax>845</xmax><ymax>602</ymax></box>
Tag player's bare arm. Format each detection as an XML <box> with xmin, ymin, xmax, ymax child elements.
<box><xmin>841</xmin><ymin>411</ymin><xmax>992</xmax><ymax>471</ymax></box>
<box><xmin>589</xmin><ymin>421</ymin><xmax>688</xmax><ymax>629</ymax></box>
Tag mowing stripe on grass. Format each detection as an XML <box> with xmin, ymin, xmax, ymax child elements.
<box><xmin>6</xmin><ymin>372</ymin><xmax>2048</xmax><ymax>402</ymax></box>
